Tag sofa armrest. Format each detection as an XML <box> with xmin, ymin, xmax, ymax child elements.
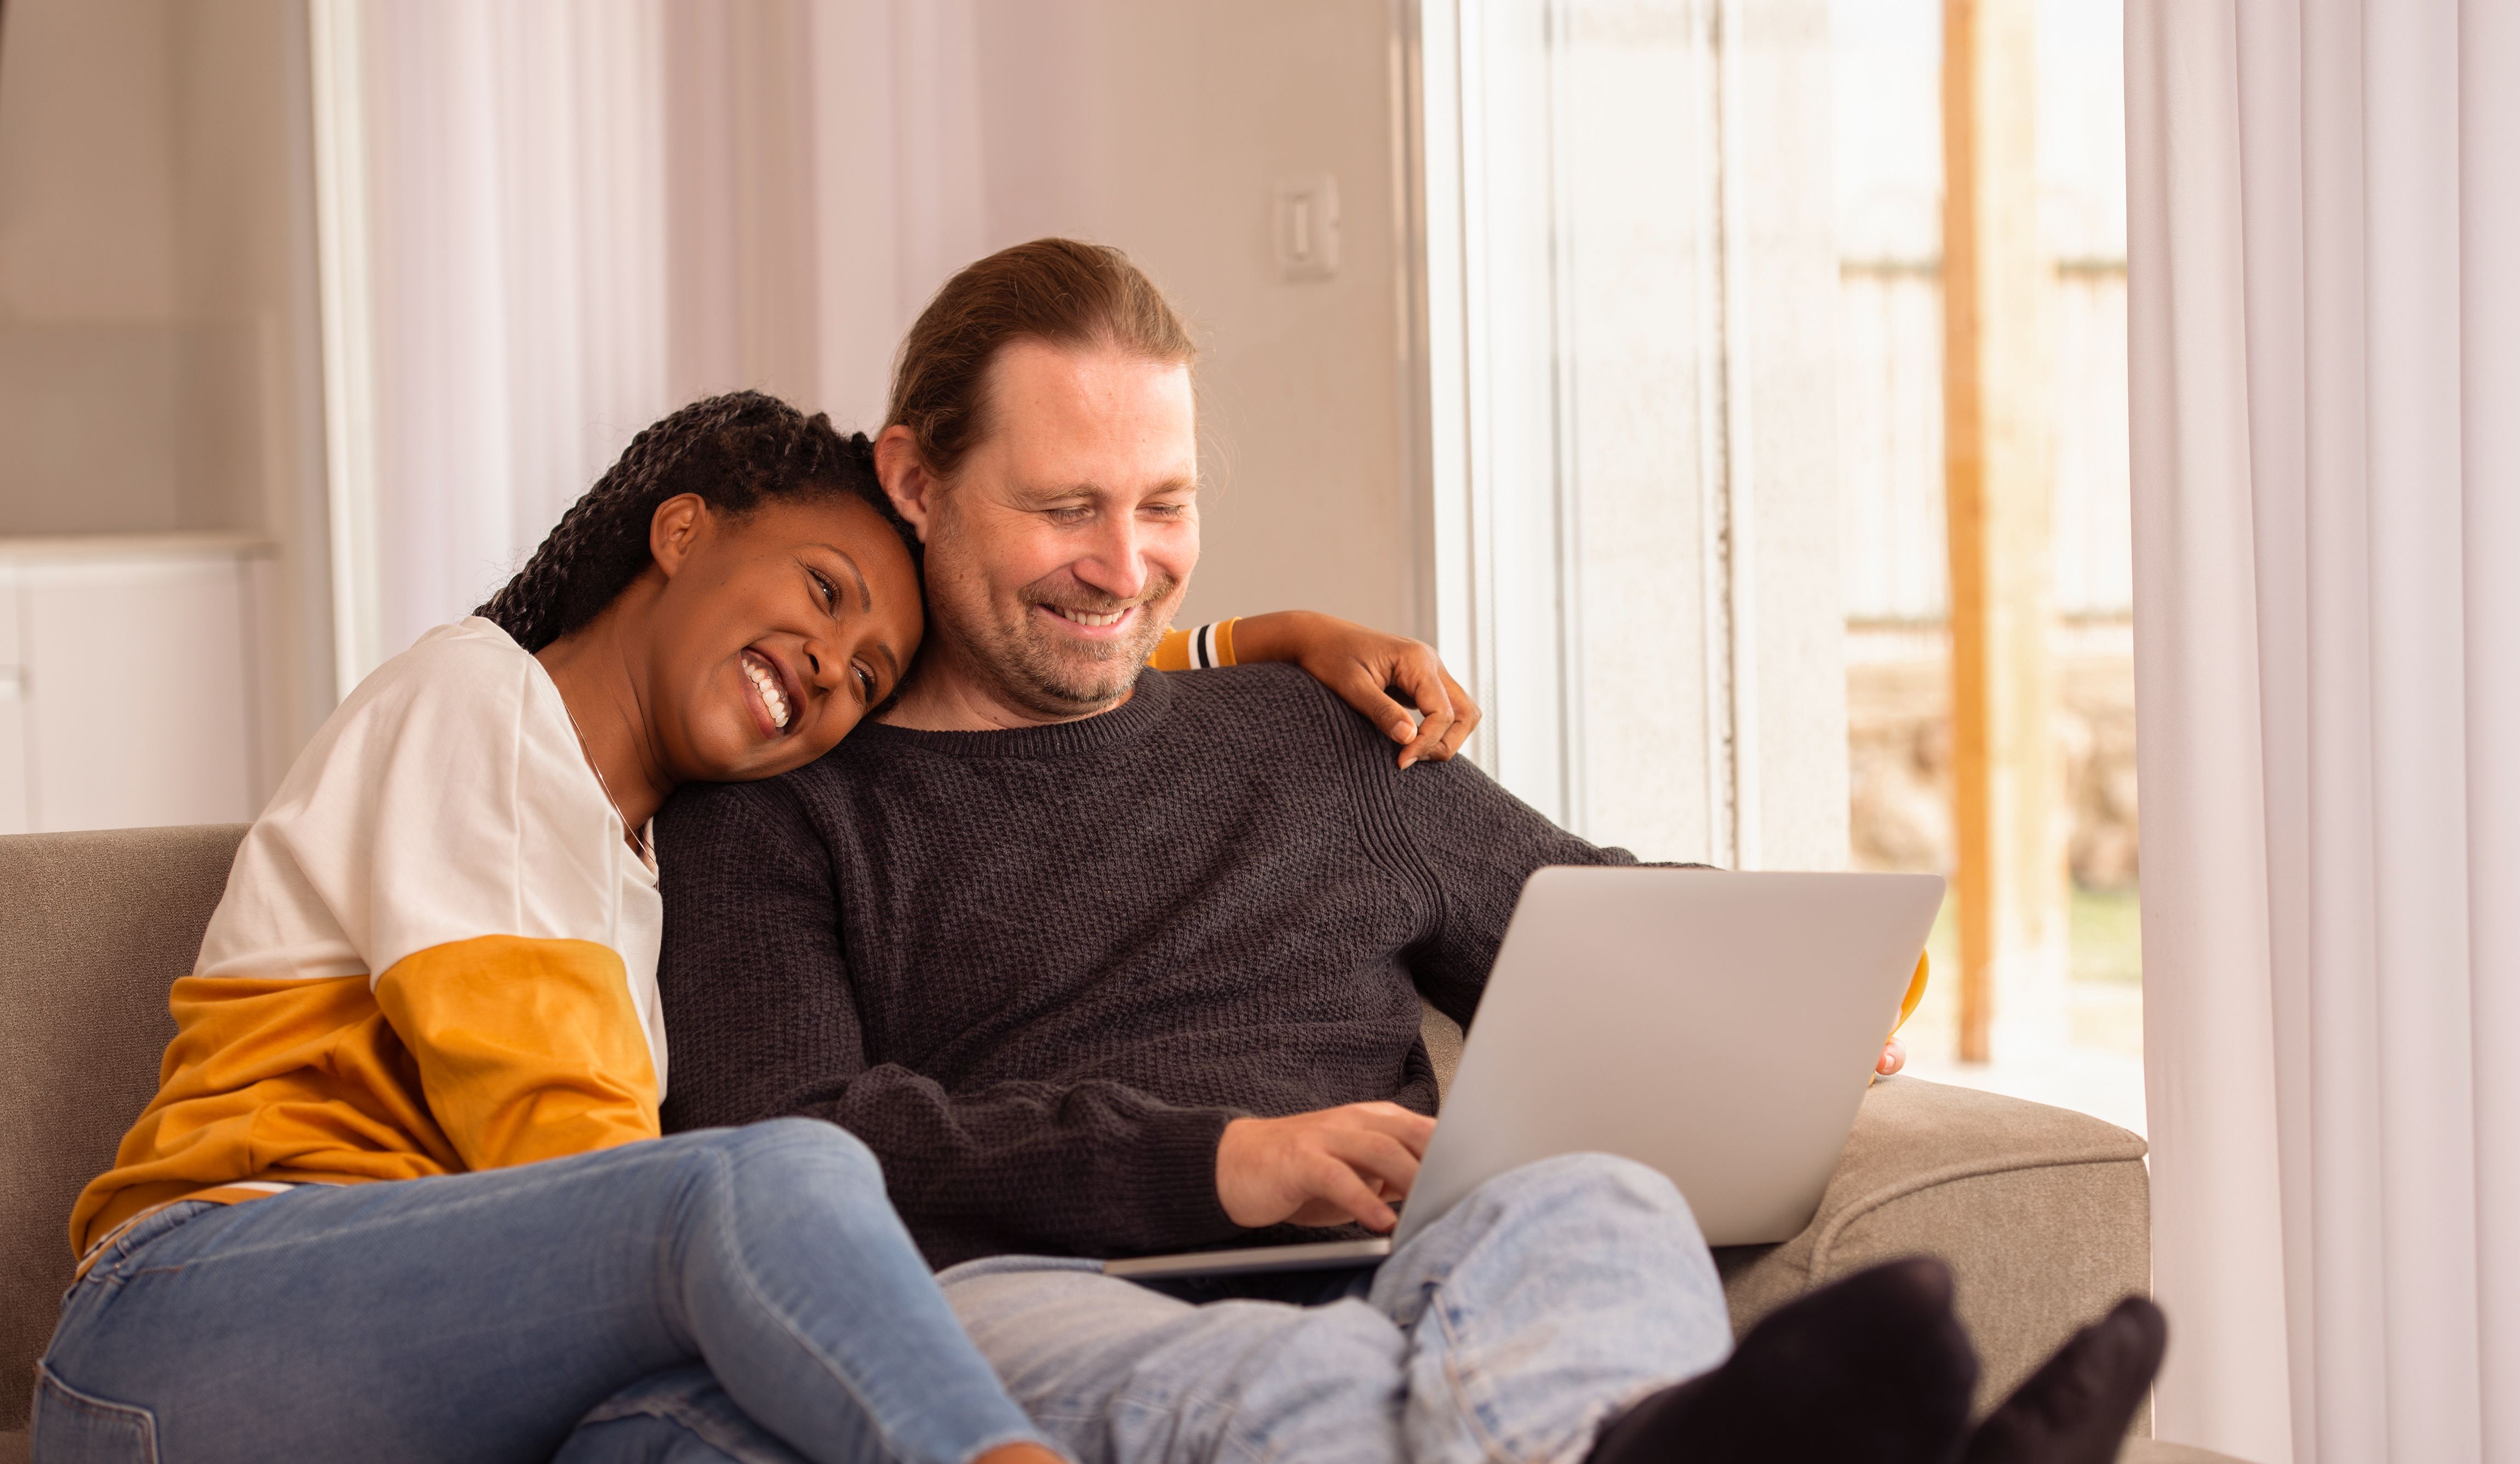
<box><xmin>1713</xmin><ymin>1074</ymin><xmax>2151</xmax><ymax>1422</ymax></box>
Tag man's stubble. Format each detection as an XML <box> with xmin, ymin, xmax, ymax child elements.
<box><xmin>921</xmin><ymin>506</ymin><xmax>1182</xmax><ymax>721</ymax></box>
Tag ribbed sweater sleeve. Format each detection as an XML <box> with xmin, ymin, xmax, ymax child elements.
<box><xmin>1373</xmin><ymin>750</ymin><xmax>1640</xmax><ymax>1030</ymax></box>
<box><xmin>655</xmin><ymin>774</ymin><xmax>1245</xmax><ymax>1265</ymax></box>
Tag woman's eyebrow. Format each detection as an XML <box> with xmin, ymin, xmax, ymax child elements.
<box><xmin>810</xmin><ymin>544</ymin><xmax>873</xmax><ymax>612</ymax></box>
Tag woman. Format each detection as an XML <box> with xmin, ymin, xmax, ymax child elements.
<box><xmin>33</xmin><ymin>391</ymin><xmax>1478</xmax><ymax>1464</ymax></box>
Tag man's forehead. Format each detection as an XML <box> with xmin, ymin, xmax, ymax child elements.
<box><xmin>976</xmin><ymin>342</ymin><xmax>1198</xmax><ymax>496</ymax></box>
<box><xmin>988</xmin><ymin>342</ymin><xmax>1190</xmax><ymax>431</ymax></box>
<box><xmin>993</xmin><ymin>335</ymin><xmax>1188</xmax><ymax>394</ymax></box>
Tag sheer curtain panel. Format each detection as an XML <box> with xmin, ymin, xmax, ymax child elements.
<box><xmin>2126</xmin><ymin>3</ymin><xmax>2520</xmax><ymax>1462</ymax></box>
<box><xmin>311</xmin><ymin>0</ymin><xmax>983</xmax><ymax>680</ymax></box>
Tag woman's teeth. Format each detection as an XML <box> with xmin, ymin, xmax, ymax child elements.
<box><xmin>1055</xmin><ymin>607</ymin><xmax>1127</xmax><ymax>628</ymax></box>
<box><xmin>742</xmin><ymin>654</ymin><xmax>792</xmax><ymax>730</ymax></box>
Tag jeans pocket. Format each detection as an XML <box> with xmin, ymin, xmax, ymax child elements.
<box><xmin>30</xmin><ymin>1363</ymin><xmax>159</xmax><ymax>1464</ymax></box>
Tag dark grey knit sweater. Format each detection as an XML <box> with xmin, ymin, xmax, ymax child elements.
<box><xmin>653</xmin><ymin>663</ymin><xmax>1634</xmax><ymax>1269</ymax></box>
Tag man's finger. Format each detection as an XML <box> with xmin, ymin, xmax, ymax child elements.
<box><xmin>1322</xmin><ymin>1129</ymin><xmax>1424</xmax><ymax>1198</ymax></box>
<box><xmin>1340</xmin><ymin>1103</ymin><xmax>1438</xmax><ymax>1156</ymax></box>
<box><xmin>1303</xmin><ymin>1151</ymin><xmax>1398</xmax><ymax>1232</ymax></box>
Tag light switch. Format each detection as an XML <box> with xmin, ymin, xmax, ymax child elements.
<box><xmin>1275</xmin><ymin>174</ymin><xmax>1340</xmax><ymax>282</ymax></box>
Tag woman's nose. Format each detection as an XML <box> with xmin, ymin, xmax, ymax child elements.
<box><xmin>799</xmin><ymin>639</ymin><xmax>840</xmax><ymax>688</ymax></box>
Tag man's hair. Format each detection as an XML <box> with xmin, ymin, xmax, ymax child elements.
<box><xmin>886</xmin><ymin>238</ymin><xmax>1198</xmax><ymax>481</ymax></box>
<box><xmin>477</xmin><ymin>391</ymin><xmax>919</xmax><ymax>652</ymax></box>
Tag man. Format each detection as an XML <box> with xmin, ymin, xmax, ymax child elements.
<box><xmin>655</xmin><ymin>239</ymin><xmax>2161</xmax><ymax>1464</ymax></box>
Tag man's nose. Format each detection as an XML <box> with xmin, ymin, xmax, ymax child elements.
<box><xmin>1072</xmin><ymin>514</ymin><xmax>1150</xmax><ymax>602</ymax></box>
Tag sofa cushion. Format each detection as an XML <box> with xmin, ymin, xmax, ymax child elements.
<box><xmin>1716</xmin><ymin>1073</ymin><xmax>2151</xmax><ymax>1421</ymax></box>
<box><xmin>0</xmin><ymin>825</ymin><xmax>248</xmax><ymax>1434</ymax></box>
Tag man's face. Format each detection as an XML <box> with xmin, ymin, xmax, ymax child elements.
<box><xmin>909</xmin><ymin>340</ymin><xmax>1200</xmax><ymax>720</ymax></box>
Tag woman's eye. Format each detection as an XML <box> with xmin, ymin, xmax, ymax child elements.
<box><xmin>855</xmin><ymin>667</ymin><xmax>878</xmax><ymax>702</ymax></box>
<box><xmin>810</xmin><ymin>571</ymin><xmax>838</xmax><ymax>608</ymax></box>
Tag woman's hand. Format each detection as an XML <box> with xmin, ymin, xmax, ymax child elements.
<box><xmin>1877</xmin><ymin>1037</ymin><xmax>1906</xmax><ymax>1076</ymax></box>
<box><xmin>1230</xmin><ymin>611</ymin><xmax>1482</xmax><ymax>768</ymax></box>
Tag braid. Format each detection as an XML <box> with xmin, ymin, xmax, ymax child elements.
<box><xmin>478</xmin><ymin>392</ymin><xmax>917</xmax><ymax>652</ymax></box>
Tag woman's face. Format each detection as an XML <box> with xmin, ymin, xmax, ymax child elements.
<box><xmin>642</xmin><ymin>491</ymin><xmax>924</xmax><ymax>784</ymax></box>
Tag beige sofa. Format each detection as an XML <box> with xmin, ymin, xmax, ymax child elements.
<box><xmin>0</xmin><ymin>825</ymin><xmax>2242</xmax><ymax>1462</ymax></box>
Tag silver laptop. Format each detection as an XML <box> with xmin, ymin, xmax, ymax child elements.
<box><xmin>1106</xmin><ymin>866</ymin><xmax>1943</xmax><ymax>1280</ymax></box>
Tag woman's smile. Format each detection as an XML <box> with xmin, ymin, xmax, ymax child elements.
<box><xmin>741</xmin><ymin>646</ymin><xmax>800</xmax><ymax>735</ymax></box>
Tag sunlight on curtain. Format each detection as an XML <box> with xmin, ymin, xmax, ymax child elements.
<box><xmin>2127</xmin><ymin>2</ymin><xmax>2520</xmax><ymax>1459</ymax></box>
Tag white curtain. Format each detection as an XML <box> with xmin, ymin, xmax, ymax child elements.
<box><xmin>359</xmin><ymin>0</ymin><xmax>675</xmax><ymax>665</ymax></box>
<box><xmin>323</xmin><ymin>0</ymin><xmax>988</xmax><ymax>678</ymax></box>
<box><xmin>2126</xmin><ymin>3</ymin><xmax>2520</xmax><ymax>1462</ymax></box>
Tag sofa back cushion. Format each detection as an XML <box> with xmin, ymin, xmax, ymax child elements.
<box><xmin>0</xmin><ymin>824</ymin><xmax>247</xmax><ymax>1433</ymax></box>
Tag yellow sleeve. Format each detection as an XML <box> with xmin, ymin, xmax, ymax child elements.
<box><xmin>373</xmin><ymin>934</ymin><xmax>661</xmax><ymax>1172</ymax></box>
<box><xmin>1149</xmin><ymin>618</ymin><xmax>1241</xmax><ymax>670</ymax></box>
<box><xmin>70</xmin><ymin>971</ymin><xmax>465</xmax><ymax>1256</ymax></box>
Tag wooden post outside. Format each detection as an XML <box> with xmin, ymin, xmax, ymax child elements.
<box><xmin>1940</xmin><ymin>0</ymin><xmax>2058</xmax><ymax>1063</ymax></box>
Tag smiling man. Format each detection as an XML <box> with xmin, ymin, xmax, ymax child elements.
<box><xmin>879</xmin><ymin>333</ymin><xmax>1196</xmax><ymax>728</ymax></box>
<box><xmin>651</xmin><ymin>240</ymin><xmax>2163</xmax><ymax>1464</ymax></box>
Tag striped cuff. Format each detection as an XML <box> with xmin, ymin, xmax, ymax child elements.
<box><xmin>1185</xmin><ymin>618</ymin><xmax>1239</xmax><ymax>668</ymax></box>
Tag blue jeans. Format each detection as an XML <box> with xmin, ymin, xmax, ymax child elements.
<box><xmin>943</xmin><ymin>1153</ymin><xmax>1729</xmax><ymax>1464</ymax></box>
<box><xmin>32</xmin><ymin>1121</ymin><xmax>1055</xmax><ymax>1464</ymax></box>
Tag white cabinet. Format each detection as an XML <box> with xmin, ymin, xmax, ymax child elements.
<box><xmin>0</xmin><ymin>535</ymin><xmax>278</xmax><ymax>834</ymax></box>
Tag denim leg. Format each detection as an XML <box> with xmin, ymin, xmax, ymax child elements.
<box><xmin>558</xmin><ymin>1366</ymin><xmax>812</xmax><ymax>1464</ymax></box>
<box><xmin>940</xmin><ymin>1256</ymin><xmax>1406</xmax><ymax>1464</ymax></box>
<box><xmin>35</xmin><ymin>1121</ymin><xmax>1048</xmax><ymax>1464</ymax></box>
<box><xmin>1369</xmin><ymin>1152</ymin><xmax>1733</xmax><ymax>1464</ymax></box>
<box><xmin>938</xmin><ymin>1153</ymin><xmax>1727</xmax><ymax>1464</ymax></box>
<box><xmin>667</xmin><ymin>1122</ymin><xmax>1047</xmax><ymax>1464</ymax></box>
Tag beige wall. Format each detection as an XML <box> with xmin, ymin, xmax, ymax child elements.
<box><xmin>969</xmin><ymin>2</ymin><xmax>1412</xmax><ymax>636</ymax></box>
<box><xmin>810</xmin><ymin>0</ymin><xmax>1417</xmax><ymax>638</ymax></box>
<box><xmin>0</xmin><ymin>0</ymin><xmax>334</xmax><ymax>759</ymax></box>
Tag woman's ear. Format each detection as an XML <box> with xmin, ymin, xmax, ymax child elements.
<box><xmin>873</xmin><ymin>426</ymin><xmax>940</xmax><ymax>543</ymax></box>
<box><xmin>649</xmin><ymin>493</ymin><xmax>709</xmax><ymax>578</ymax></box>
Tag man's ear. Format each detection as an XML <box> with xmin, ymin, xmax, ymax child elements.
<box><xmin>648</xmin><ymin>493</ymin><xmax>709</xmax><ymax>578</ymax></box>
<box><xmin>873</xmin><ymin>425</ymin><xmax>941</xmax><ymax>544</ymax></box>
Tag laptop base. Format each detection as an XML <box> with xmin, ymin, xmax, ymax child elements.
<box><xmin>1102</xmin><ymin>1237</ymin><xmax>1394</xmax><ymax>1280</ymax></box>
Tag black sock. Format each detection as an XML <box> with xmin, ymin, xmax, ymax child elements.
<box><xmin>1961</xmin><ymin>1296</ymin><xmax>2167</xmax><ymax>1464</ymax></box>
<box><xmin>1585</xmin><ymin>1257</ymin><xmax>1979</xmax><ymax>1464</ymax></box>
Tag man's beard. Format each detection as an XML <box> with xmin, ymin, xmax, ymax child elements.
<box><xmin>961</xmin><ymin>575</ymin><xmax>1180</xmax><ymax>719</ymax></box>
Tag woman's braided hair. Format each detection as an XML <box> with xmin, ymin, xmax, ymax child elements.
<box><xmin>477</xmin><ymin>391</ymin><xmax>919</xmax><ymax>653</ymax></box>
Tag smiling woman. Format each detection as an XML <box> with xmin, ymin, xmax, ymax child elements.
<box><xmin>33</xmin><ymin>391</ymin><xmax>1074</xmax><ymax>1464</ymax></box>
<box><xmin>481</xmin><ymin>393</ymin><xmax>926</xmax><ymax>835</ymax></box>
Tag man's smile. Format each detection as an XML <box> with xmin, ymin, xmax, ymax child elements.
<box><xmin>1046</xmin><ymin>605</ymin><xmax>1133</xmax><ymax>630</ymax></box>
